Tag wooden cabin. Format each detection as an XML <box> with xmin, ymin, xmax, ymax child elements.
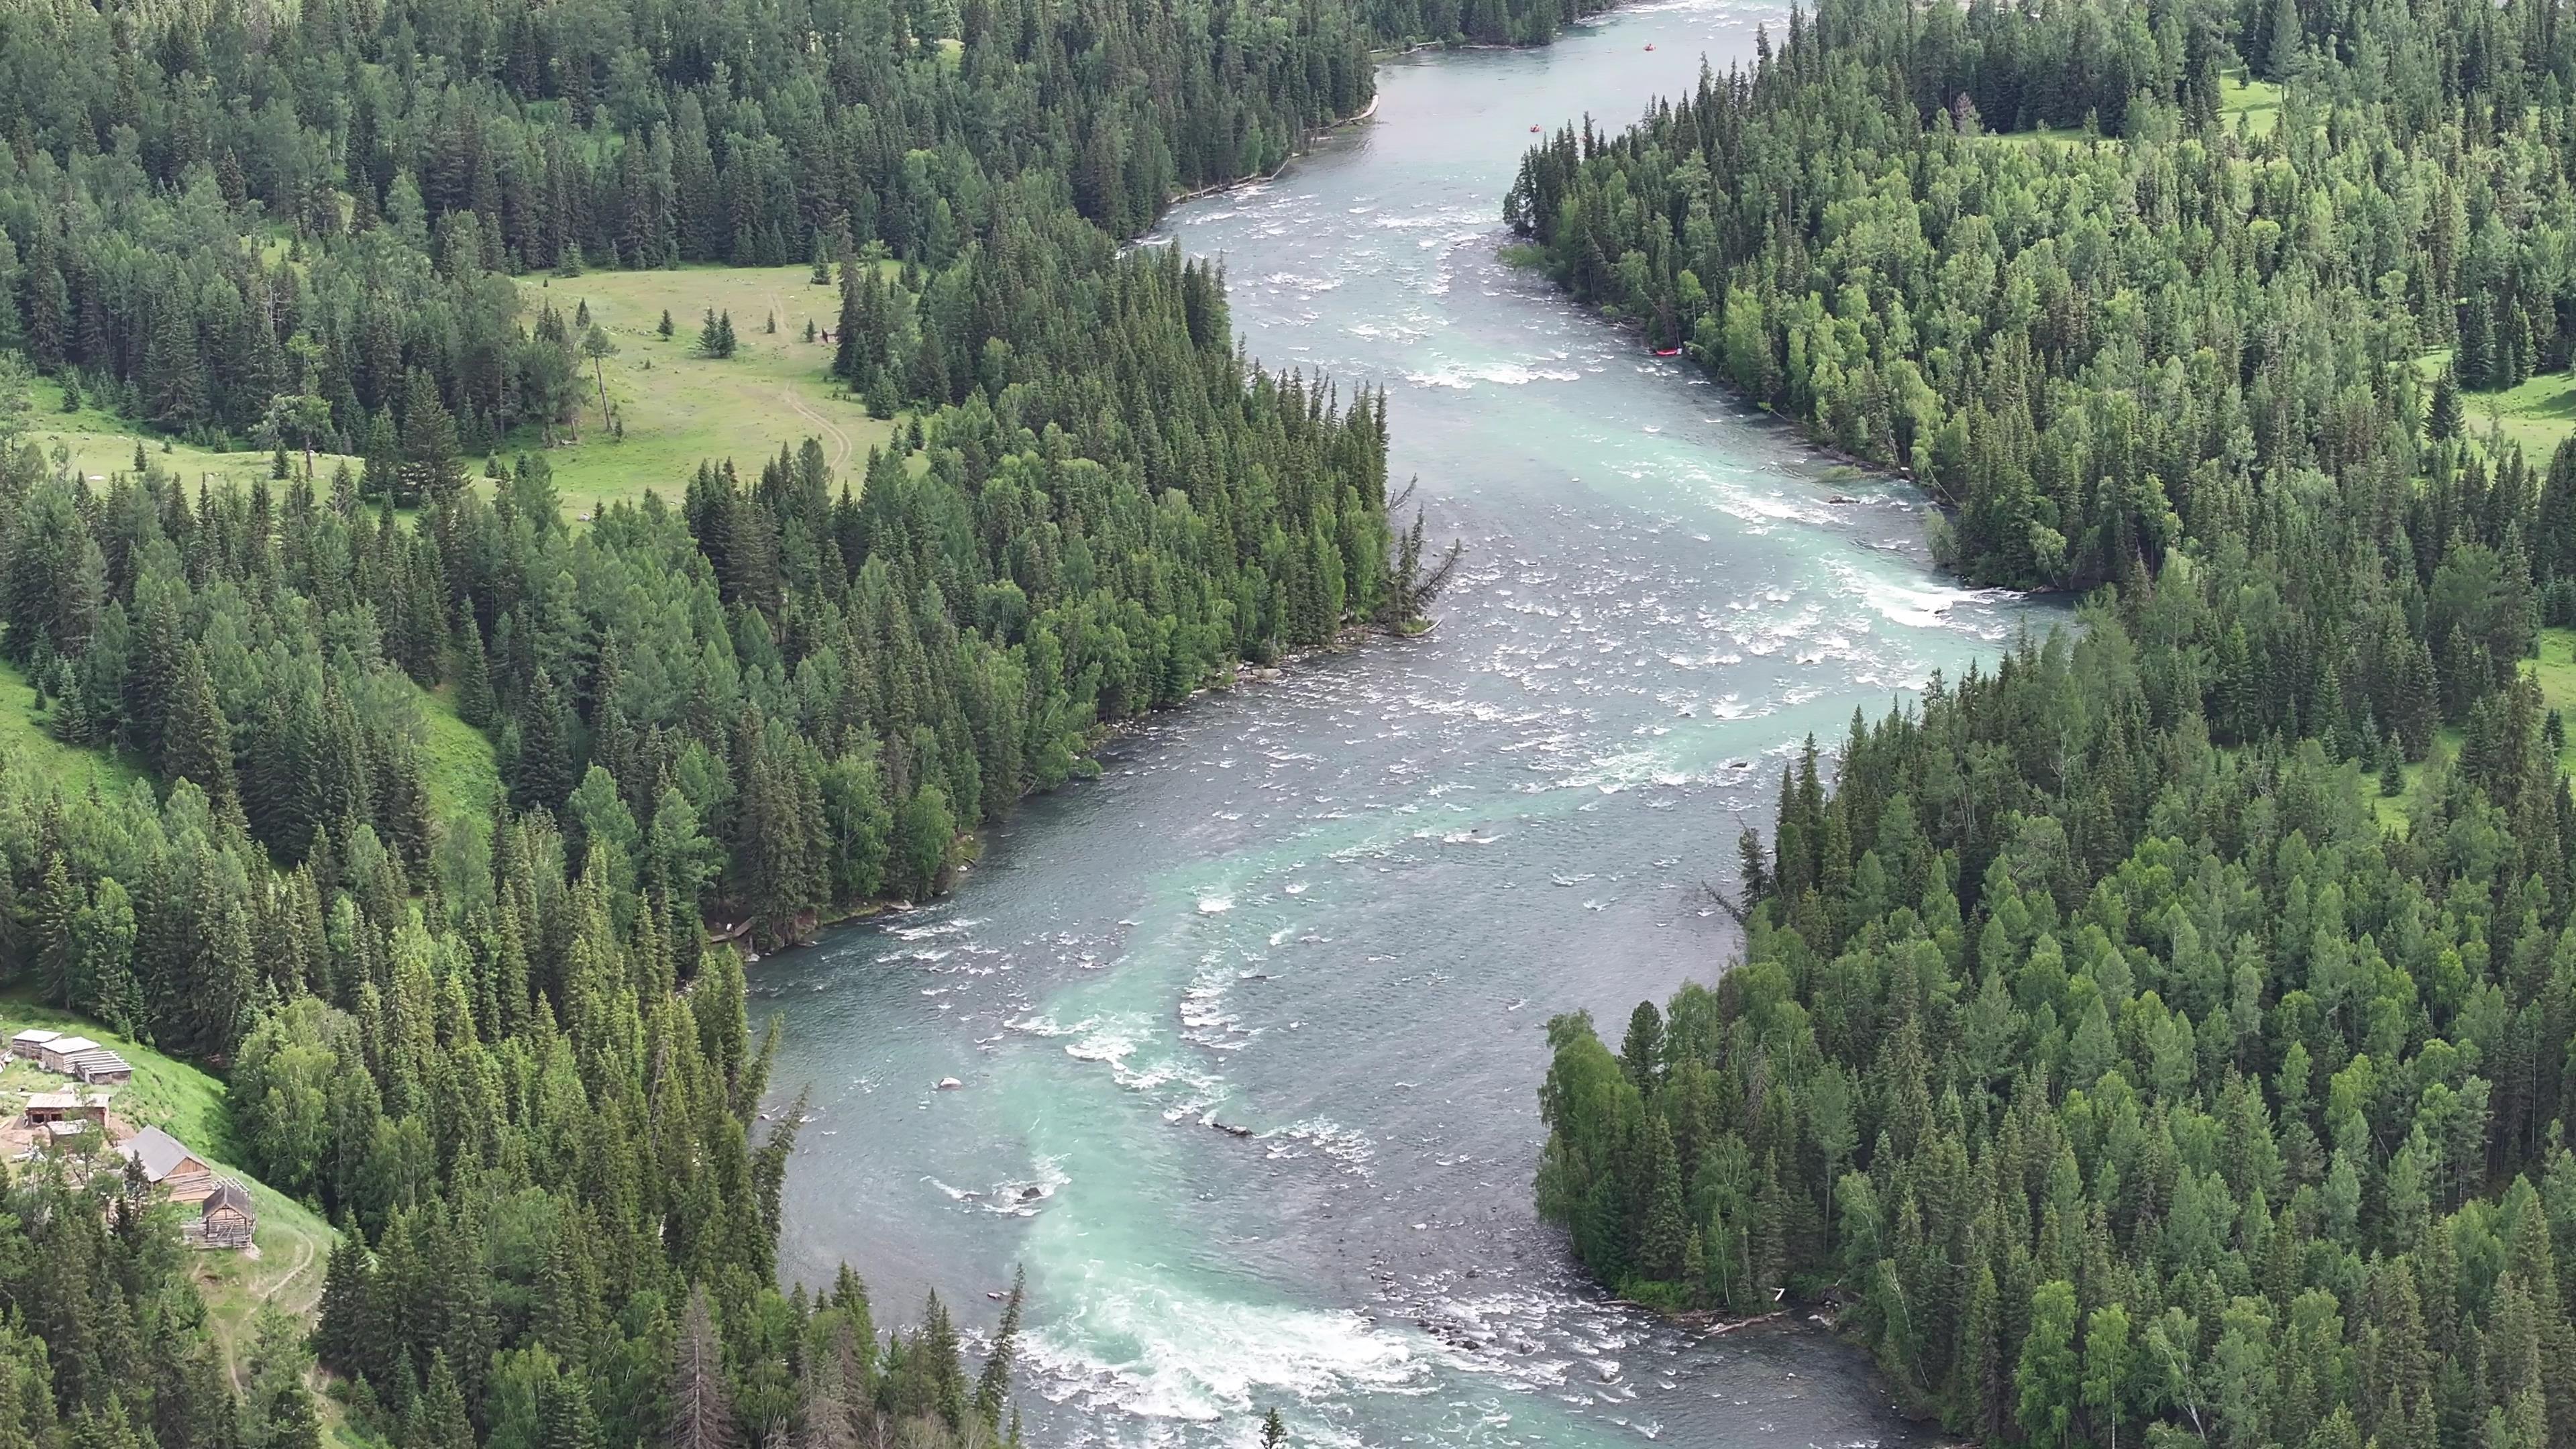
<box><xmin>24</xmin><ymin>1090</ymin><xmax>107</xmax><ymax>1126</ymax></box>
<box><xmin>35</xmin><ymin>1036</ymin><xmax>98</xmax><ymax>1074</ymax></box>
<box><xmin>9</xmin><ymin>1029</ymin><xmax>58</xmax><ymax>1061</ymax></box>
<box><xmin>117</xmin><ymin>1126</ymin><xmax>218</xmax><ymax>1203</ymax></box>
<box><xmin>188</xmin><ymin>1181</ymin><xmax>256</xmax><ymax>1249</ymax></box>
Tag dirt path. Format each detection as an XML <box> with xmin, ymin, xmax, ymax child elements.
<box><xmin>769</xmin><ymin>287</ymin><xmax>855</xmax><ymax>475</ymax></box>
<box><xmin>257</xmin><ymin>1229</ymin><xmax>319</xmax><ymax>1305</ymax></box>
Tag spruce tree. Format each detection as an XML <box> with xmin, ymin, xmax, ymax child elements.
<box><xmin>969</xmin><ymin>1269</ymin><xmax>1023</xmax><ymax>1431</ymax></box>
<box><xmin>512</xmin><ymin>670</ymin><xmax>576</xmax><ymax>812</ymax></box>
<box><xmin>162</xmin><ymin>647</ymin><xmax>237</xmax><ymax>809</ymax></box>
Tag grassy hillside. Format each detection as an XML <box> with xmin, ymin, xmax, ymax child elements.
<box><xmin>0</xmin><ymin>658</ymin><xmax>148</xmax><ymax>796</ymax></box>
<box><xmin>0</xmin><ymin>645</ymin><xmax>492</xmax><ymax>829</ymax></box>
<box><xmin>417</xmin><ymin>685</ymin><xmax>502</xmax><ymax>823</ymax></box>
<box><xmin>0</xmin><ymin>1004</ymin><xmax>337</xmax><ymax>1404</ymax></box>
<box><xmin>22</xmin><ymin>264</ymin><xmax>897</xmax><ymax>526</ymax></box>
<box><xmin>20</xmin><ymin>377</ymin><xmax>364</xmax><ymax>498</ymax></box>
<box><xmin>520</xmin><ymin>263</ymin><xmax>902</xmax><ymax>517</ymax></box>
<box><xmin>2530</xmin><ymin>625</ymin><xmax>2576</xmax><ymax>775</ymax></box>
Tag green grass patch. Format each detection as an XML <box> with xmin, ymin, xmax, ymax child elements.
<box><xmin>1992</xmin><ymin>123</ymin><xmax>2095</xmax><ymax>148</ymax></box>
<box><xmin>2410</xmin><ymin>350</ymin><xmax>2576</xmax><ymax>463</ymax></box>
<box><xmin>2528</xmin><ymin>627</ymin><xmax>2576</xmax><ymax>778</ymax></box>
<box><xmin>0</xmin><ymin>657</ymin><xmax>148</xmax><ymax>796</ymax></box>
<box><xmin>518</xmin><ymin>264</ymin><xmax>901</xmax><ymax>518</ymax></box>
<box><xmin>2222</xmin><ymin>72</ymin><xmax>2284</xmax><ymax>136</ymax></box>
<box><xmin>21</xmin><ymin>377</ymin><xmax>363</xmax><ymax>498</ymax></box>
<box><xmin>2371</xmin><ymin>728</ymin><xmax>2460</xmax><ymax>835</ymax></box>
<box><xmin>417</xmin><ymin>685</ymin><xmax>501</xmax><ymax>823</ymax></box>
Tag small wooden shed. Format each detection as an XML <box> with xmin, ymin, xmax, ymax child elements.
<box><xmin>9</xmin><ymin>1029</ymin><xmax>59</xmax><ymax>1061</ymax></box>
<box><xmin>189</xmin><ymin>1181</ymin><xmax>256</xmax><ymax>1249</ymax></box>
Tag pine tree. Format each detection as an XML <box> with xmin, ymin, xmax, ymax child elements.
<box><xmin>315</xmin><ymin>1234</ymin><xmax>373</xmax><ymax>1379</ymax></box>
<box><xmin>268</xmin><ymin>1385</ymin><xmax>323</xmax><ymax>1449</ymax></box>
<box><xmin>417</xmin><ymin>1353</ymin><xmax>474</xmax><ymax>1449</ymax></box>
<box><xmin>665</xmin><ymin>1288</ymin><xmax>736</xmax><ymax>1449</ymax></box>
<box><xmin>513</xmin><ymin>670</ymin><xmax>576</xmax><ymax>812</ymax></box>
<box><xmin>399</xmin><ymin>374</ymin><xmax>464</xmax><ymax>507</ymax></box>
<box><xmin>36</xmin><ymin>855</ymin><xmax>78</xmax><ymax>1010</ymax></box>
<box><xmin>1638</xmin><ymin>1118</ymin><xmax>1690</xmax><ymax>1281</ymax></box>
<box><xmin>453</xmin><ymin>619</ymin><xmax>496</xmax><ymax>730</ymax></box>
<box><xmin>162</xmin><ymin>646</ymin><xmax>237</xmax><ymax>809</ymax></box>
<box><xmin>971</xmin><ymin>1268</ymin><xmax>1024</xmax><ymax>1431</ymax></box>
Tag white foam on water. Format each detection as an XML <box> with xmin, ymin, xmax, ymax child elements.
<box><xmin>1026</xmin><ymin>1281</ymin><xmax>1428</xmax><ymax>1428</ymax></box>
<box><xmin>1827</xmin><ymin>559</ymin><xmax>2027</xmax><ymax>632</ymax></box>
<box><xmin>1197</xmin><ymin>895</ymin><xmax>1234</xmax><ymax>914</ymax></box>
<box><xmin>1262</xmin><ymin>1116</ymin><xmax>1376</xmax><ymax>1173</ymax></box>
<box><xmin>889</xmin><ymin>916</ymin><xmax>984</xmax><ymax>941</ymax></box>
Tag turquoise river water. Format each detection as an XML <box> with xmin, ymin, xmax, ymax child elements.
<box><xmin>754</xmin><ymin>5</ymin><xmax>2047</xmax><ymax>1444</ymax></box>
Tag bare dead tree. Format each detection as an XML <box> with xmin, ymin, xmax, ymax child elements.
<box><xmin>1379</xmin><ymin>478</ymin><xmax>1464</xmax><ymax>629</ymax></box>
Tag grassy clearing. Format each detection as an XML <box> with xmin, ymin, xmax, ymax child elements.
<box><xmin>2462</xmin><ymin>368</ymin><xmax>2576</xmax><ymax>460</ymax></box>
<box><xmin>0</xmin><ymin>639</ymin><xmax>488</xmax><ymax>826</ymax></box>
<box><xmin>2528</xmin><ymin>627</ymin><xmax>2576</xmax><ymax>777</ymax></box>
<box><xmin>2371</xmin><ymin>730</ymin><xmax>2457</xmax><ymax>835</ymax></box>
<box><xmin>20</xmin><ymin>377</ymin><xmax>363</xmax><ymax>496</ymax></box>
<box><xmin>2371</xmin><ymin>628</ymin><xmax>2576</xmax><ymax>835</ymax></box>
<box><xmin>2222</xmin><ymin>72</ymin><xmax>2284</xmax><ymax>136</ymax></box>
<box><xmin>517</xmin><ymin>264</ymin><xmax>900</xmax><ymax>517</ymax></box>
<box><xmin>0</xmin><ymin>657</ymin><xmax>148</xmax><ymax>796</ymax></box>
<box><xmin>2406</xmin><ymin>350</ymin><xmax>2576</xmax><ymax>462</ymax></box>
<box><xmin>1993</xmin><ymin>123</ymin><xmax>2095</xmax><ymax>148</ymax></box>
<box><xmin>18</xmin><ymin>264</ymin><xmax>894</xmax><ymax>525</ymax></box>
<box><xmin>1988</xmin><ymin>74</ymin><xmax>2283</xmax><ymax>150</ymax></box>
<box><xmin>417</xmin><ymin>684</ymin><xmax>502</xmax><ymax>823</ymax></box>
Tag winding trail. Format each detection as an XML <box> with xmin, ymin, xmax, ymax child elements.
<box><xmin>782</xmin><ymin>380</ymin><xmax>854</xmax><ymax>475</ymax></box>
<box><xmin>769</xmin><ymin>286</ymin><xmax>856</xmax><ymax>476</ymax></box>
<box><xmin>256</xmin><ymin>1230</ymin><xmax>319</xmax><ymax>1305</ymax></box>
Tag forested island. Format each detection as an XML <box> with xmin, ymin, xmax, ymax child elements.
<box><xmin>1527</xmin><ymin>5</ymin><xmax>2576</xmax><ymax>1449</ymax></box>
<box><xmin>0</xmin><ymin>0</ymin><xmax>1627</xmax><ymax>1441</ymax></box>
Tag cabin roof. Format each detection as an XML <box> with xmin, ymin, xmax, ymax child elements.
<box><xmin>201</xmin><ymin>1181</ymin><xmax>252</xmax><ymax>1216</ymax></box>
<box><xmin>10</xmin><ymin>1029</ymin><xmax>58</xmax><ymax>1045</ymax></box>
<box><xmin>117</xmin><ymin>1127</ymin><xmax>196</xmax><ymax>1181</ymax></box>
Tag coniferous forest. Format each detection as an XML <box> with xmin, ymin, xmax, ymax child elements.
<box><xmin>0</xmin><ymin>0</ymin><xmax>1571</xmax><ymax>1440</ymax></box>
<box><xmin>1527</xmin><ymin>6</ymin><xmax>2576</xmax><ymax>1449</ymax></box>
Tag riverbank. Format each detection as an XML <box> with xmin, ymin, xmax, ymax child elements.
<box><xmin>733</xmin><ymin>614</ymin><xmax>1427</xmax><ymax>955</ymax></box>
<box><xmin>1162</xmin><ymin>94</ymin><xmax>1385</xmax><ymax>212</ymax></box>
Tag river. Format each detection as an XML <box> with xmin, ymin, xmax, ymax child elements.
<box><xmin>752</xmin><ymin>3</ymin><xmax>2045</xmax><ymax>1444</ymax></box>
